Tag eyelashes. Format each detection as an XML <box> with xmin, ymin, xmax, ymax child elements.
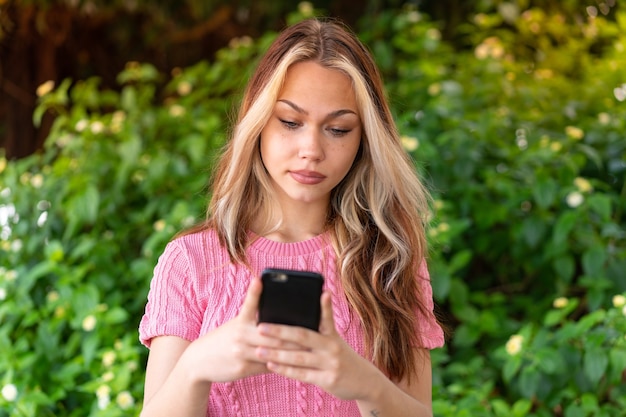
<box><xmin>279</xmin><ymin>119</ymin><xmax>351</xmax><ymax>137</ymax></box>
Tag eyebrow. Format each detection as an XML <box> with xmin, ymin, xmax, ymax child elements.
<box><xmin>277</xmin><ymin>99</ymin><xmax>357</xmax><ymax>118</ymax></box>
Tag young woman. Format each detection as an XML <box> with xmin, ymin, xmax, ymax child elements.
<box><xmin>139</xmin><ymin>17</ymin><xmax>444</xmax><ymax>417</ymax></box>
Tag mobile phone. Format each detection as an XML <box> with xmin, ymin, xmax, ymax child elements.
<box><xmin>258</xmin><ymin>268</ymin><xmax>324</xmax><ymax>331</ymax></box>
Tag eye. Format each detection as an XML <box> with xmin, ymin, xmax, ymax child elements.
<box><xmin>279</xmin><ymin>119</ymin><xmax>300</xmax><ymax>130</ymax></box>
<box><xmin>328</xmin><ymin>127</ymin><xmax>351</xmax><ymax>137</ymax></box>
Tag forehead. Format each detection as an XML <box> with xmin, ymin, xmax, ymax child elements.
<box><xmin>278</xmin><ymin>61</ymin><xmax>358</xmax><ymax>111</ymax></box>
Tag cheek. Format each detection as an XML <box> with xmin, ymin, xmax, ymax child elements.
<box><xmin>259</xmin><ymin>131</ymin><xmax>276</xmax><ymax>166</ymax></box>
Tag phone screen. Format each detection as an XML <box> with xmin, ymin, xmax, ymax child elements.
<box><xmin>258</xmin><ymin>268</ymin><xmax>324</xmax><ymax>331</ymax></box>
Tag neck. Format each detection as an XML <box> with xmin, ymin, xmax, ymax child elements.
<box><xmin>253</xmin><ymin>200</ymin><xmax>329</xmax><ymax>243</ymax></box>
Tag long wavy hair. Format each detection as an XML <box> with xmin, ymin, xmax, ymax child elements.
<box><xmin>194</xmin><ymin>18</ymin><xmax>433</xmax><ymax>382</ymax></box>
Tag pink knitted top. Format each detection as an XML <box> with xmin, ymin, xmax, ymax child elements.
<box><xmin>139</xmin><ymin>228</ymin><xmax>444</xmax><ymax>416</ymax></box>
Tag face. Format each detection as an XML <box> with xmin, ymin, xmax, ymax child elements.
<box><xmin>260</xmin><ymin>61</ymin><xmax>362</xmax><ymax>210</ymax></box>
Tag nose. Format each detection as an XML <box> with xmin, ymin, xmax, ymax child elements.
<box><xmin>298</xmin><ymin>127</ymin><xmax>325</xmax><ymax>161</ymax></box>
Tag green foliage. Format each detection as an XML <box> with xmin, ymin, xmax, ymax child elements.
<box><xmin>0</xmin><ymin>32</ymin><xmax>270</xmax><ymax>415</ymax></box>
<box><xmin>1</xmin><ymin>1</ymin><xmax>625</xmax><ymax>416</ymax></box>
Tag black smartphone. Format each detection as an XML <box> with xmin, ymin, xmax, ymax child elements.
<box><xmin>258</xmin><ymin>268</ymin><xmax>324</xmax><ymax>331</ymax></box>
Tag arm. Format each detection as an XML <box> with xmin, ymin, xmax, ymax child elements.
<box><xmin>140</xmin><ymin>336</ymin><xmax>211</xmax><ymax>417</ymax></box>
<box><xmin>140</xmin><ymin>278</ymin><xmax>285</xmax><ymax>417</ymax></box>
<box><xmin>353</xmin><ymin>350</ymin><xmax>433</xmax><ymax>417</ymax></box>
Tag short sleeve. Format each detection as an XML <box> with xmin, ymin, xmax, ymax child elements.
<box><xmin>415</xmin><ymin>261</ymin><xmax>445</xmax><ymax>349</ymax></box>
<box><xmin>139</xmin><ymin>240</ymin><xmax>204</xmax><ymax>348</ymax></box>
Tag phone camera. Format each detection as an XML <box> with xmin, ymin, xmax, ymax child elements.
<box><xmin>272</xmin><ymin>273</ymin><xmax>288</xmax><ymax>282</ymax></box>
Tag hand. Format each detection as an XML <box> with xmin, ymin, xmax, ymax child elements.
<box><xmin>255</xmin><ymin>291</ymin><xmax>380</xmax><ymax>401</ymax></box>
<box><xmin>185</xmin><ymin>278</ymin><xmax>306</xmax><ymax>383</ymax></box>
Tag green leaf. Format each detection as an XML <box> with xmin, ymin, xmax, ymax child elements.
<box><xmin>564</xmin><ymin>403</ymin><xmax>585</xmax><ymax>417</ymax></box>
<box><xmin>533</xmin><ymin>177</ymin><xmax>558</xmax><ymax>209</ymax></box>
<box><xmin>587</xmin><ymin>194</ymin><xmax>612</xmax><ymax>222</ymax></box>
<box><xmin>503</xmin><ymin>354</ymin><xmax>522</xmax><ymax>382</ymax></box>
<box><xmin>512</xmin><ymin>399</ymin><xmax>532</xmax><ymax>417</ymax></box>
<box><xmin>104</xmin><ymin>307</ymin><xmax>129</xmax><ymax>324</ymax></box>
<box><xmin>81</xmin><ymin>333</ymin><xmax>99</xmax><ymax>366</ymax></box>
<box><xmin>580</xmin><ymin>393</ymin><xmax>599</xmax><ymax>413</ymax></box>
<box><xmin>582</xmin><ymin>246</ymin><xmax>607</xmax><ymax>277</ymax></box>
<box><xmin>518</xmin><ymin>367</ymin><xmax>540</xmax><ymax>398</ymax></box>
<box><xmin>522</xmin><ymin>215</ymin><xmax>547</xmax><ymax>248</ymax></box>
<box><xmin>553</xmin><ymin>255</ymin><xmax>575</xmax><ymax>283</ymax></box>
<box><xmin>544</xmin><ymin>298</ymin><xmax>578</xmax><ymax>327</ymax></box>
<box><xmin>552</xmin><ymin>211</ymin><xmax>578</xmax><ymax>246</ymax></box>
<box><xmin>609</xmin><ymin>349</ymin><xmax>626</xmax><ymax>383</ymax></box>
<box><xmin>576</xmin><ymin>309</ymin><xmax>607</xmax><ymax>333</ymax></box>
<box><xmin>584</xmin><ymin>347</ymin><xmax>609</xmax><ymax>384</ymax></box>
<box><xmin>576</xmin><ymin>143</ymin><xmax>604</xmax><ymax>170</ymax></box>
<box><xmin>491</xmin><ymin>399</ymin><xmax>510</xmax><ymax>417</ymax></box>
<box><xmin>67</xmin><ymin>183</ymin><xmax>100</xmax><ymax>226</ymax></box>
<box><xmin>448</xmin><ymin>249</ymin><xmax>472</xmax><ymax>274</ymax></box>
<box><xmin>537</xmin><ymin>348</ymin><xmax>565</xmax><ymax>375</ymax></box>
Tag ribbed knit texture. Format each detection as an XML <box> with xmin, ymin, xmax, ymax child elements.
<box><xmin>139</xmin><ymin>229</ymin><xmax>444</xmax><ymax>416</ymax></box>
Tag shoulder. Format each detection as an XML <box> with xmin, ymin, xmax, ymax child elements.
<box><xmin>168</xmin><ymin>228</ymin><xmax>224</xmax><ymax>255</ymax></box>
<box><xmin>159</xmin><ymin>228</ymin><xmax>230</xmax><ymax>271</ymax></box>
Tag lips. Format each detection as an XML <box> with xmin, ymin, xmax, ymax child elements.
<box><xmin>290</xmin><ymin>170</ymin><xmax>326</xmax><ymax>185</ymax></box>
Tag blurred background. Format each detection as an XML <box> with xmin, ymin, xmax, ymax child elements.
<box><xmin>1</xmin><ymin>1</ymin><xmax>625</xmax><ymax>416</ymax></box>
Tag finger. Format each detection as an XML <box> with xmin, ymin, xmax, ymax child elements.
<box><xmin>258</xmin><ymin>323</ymin><xmax>314</xmax><ymax>343</ymax></box>
<box><xmin>255</xmin><ymin>331</ymin><xmax>308</xmax><ymax>351</ymax></box>
<box><xmin>257</xmin><ymin>347</ymin><xmax>317</xmax><ymax>370</ymax></box>
<box><xmin>238</xmin><ymin>277</ymin><xmax>263</xmax><ymax>321</ymax></box>
<box><xmin>318</xmin><ymin>291</ymin><xmax>336</xmax><ymax>335</ymax></box>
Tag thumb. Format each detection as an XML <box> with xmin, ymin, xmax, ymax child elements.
<box><xmin>238</xmin><ymin>277</ymin><xmax>263</xmax><ymax>321</ymax></box>
<box><xmin>318</xmin><ymin>291</ymin><xmax>336</xmax><ymax>334</ymax></box>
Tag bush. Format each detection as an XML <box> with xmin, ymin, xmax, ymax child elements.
<box><xmin>1</xmin><ymin>2</ymin><xmax>625</xmax><ymax>415</ymax></box>
<box><xmin>0</xmin><ymin>31</ymin><xmax>266</xmax><ymax>417</ymax></box>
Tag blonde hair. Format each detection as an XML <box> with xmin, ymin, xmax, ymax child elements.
<box><xmin>195</xmin><ymin>18</ymin><xmax>433</xmax><ymax>381</ymax></box>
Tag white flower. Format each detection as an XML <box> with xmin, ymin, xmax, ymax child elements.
<box><xmin>565</xmin><ymin>126</ymin><xmax>584</xmax><ymax>140</ymax></box>
<box><xmin>505</xmin><ymin>334</ymin><xmax>524</xmax><ymax>355</ymax></box>
<box><xmin>598</xmin><ymin>112</ymin><xmax>611</xmax><ymax>125</ymax></box>
<box><xmin>82</xmin><ymin>315</ymin><xmax>97</xmax><ymax>332</ymax></box>
<box><xmin>1</xmin><ymin>383</ymin><xmax>18</xmax><ymax>402</ymax></box>
<box><xmin>566</xmin><ymin>191</ymin><xmax>584</xmax><ymax>208</ymax></box>
<box><xmin>116</xmin><ymin>391</ymin><xmax>135</xmax><ymax>409</ymax></box>
<box><xmin>10</xmin><ymin>240</ymin><xmax>22</xmax><ymax>253</ymax></box>
<box><xmin>427</xmin><ymin>83</ymin><xmax>441</xmax><ymax>96</ymax></box>
<box><xmin>176</xmin><ymin>81</ymin><xmax>192</xmax><ymax>96</ymax></box>
<box><xmin>153</xmin><ymin>219</ymin><xmax>166</xmax><ymax>232</ymax></box>
<box><xmin>29</xmin><ymin>174</ymin><xmax>44</xmax><ymax>189</ymax></box>
<box><xmin>0</xmin><ymin>288</ymin><xmax>6</xmax><ymax>301</ymax></box>
<box><xmin>426</xmin><ymin>28</ymin><xmax>441</xmax><ymax>41</ymax></box>
<box><xmin>102</xmin><ymin>351</ymin><xmax>116</xmax><ymax>367</ymax></box>
<box><xmin>613</xmin><ymin>294</ymin><xmax>626</xmax><ymax>308</ymax></box>
<box><xmin>36</xmin><ymin>80</ymin><xmax>55</xmax><ymax>97</ymax></box>
<box><xmin>46</xmin><ymin>291</ymin><xmax>59</xmax><ymax>304</ymax></box>
<box><xmin>612</xmin><ymin>294</ymin><xmax>626</xmax><ymax>308</ymax></box>
<box><xmin>168</xmin><ymin>104</ymin><xmax>185</xmax><ymax>117</ymax></box>
<box><xmin>75</xmin><ymin>119</ymin><xmax>89</xmax><ymax>132</ymax></box>
<box><xmin>553</xmin><ymin>297</ymin><xmax>569</xmax><ymax>308</ymax></box>
<box><xmin>96</xmin><ymin>385</ymin><xmax>111</xmax><ymax>410</ymax></box>
<box><xmin>90</xmin><ymin>121</ymin><xmax>105</xmax><ymax>134</ymax></box>
<box><xmin>401</xmin><ymin>136</ymin><xmax>419</xmax><ymax>152</ymax></box>
<box><xmin>298</xmin><ymin>1</ymin><xmax>314</xmax><ymax>16</ymax></box>
<box><xmin>5</xmin><ymin>269</ymin><xmax>18</xmax><ymax>281</ymax></box>
<box><xmin>550</xmin><ymin>141</ymin><xmax>562</xmax><ymax>152</ymax></box>
<box><xmin>574</xmin><ymin>177</ymin><xmax>593</xmax><ymax>193</ymax></box>
<box><xmin>96</xmin><ymin>385</ymin><xmax>110</xmax><ymax>397</ymax></box>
